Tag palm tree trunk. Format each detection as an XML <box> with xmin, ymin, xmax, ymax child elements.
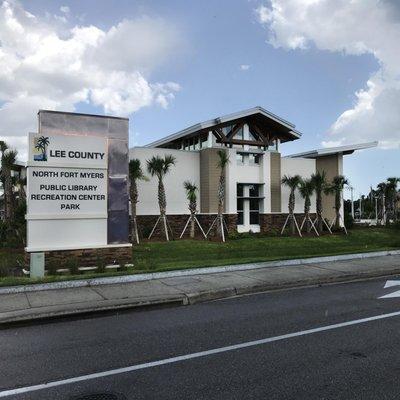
<box><xmin>335</xmin><ymin>191</ymin><xmax>341</xmax><ymax>230</ymax></box>
<box><xmin>304</xmin><ymin>196</ymin><xmax>311</xmax><ymax>232</ymax></box>
<box><xmin>289</xmin><ymin>190</ymin><xmax>295</xmax><ymax>235</ymax></box>
<box><xmin>217</xmin><ymin>172</ymin><xmax>225</xmax><ymax>239</ymax></box>
<box><xmin>158</xmin><ymin>178</ymin><xmax>169</xmax><ymax>240</ymax></box>
<box><xmin>4</xmin><ymin>172</ymin><xmax>13</xmax><ymax>222</ymax></box>
<box><xmin>190</xmin><ymin>213</ymin><xmax>195</xmax><ymax>238</ymax></box>
<box><xmin>130</xmin><ymin>182</ymin><xmax>140</xmax><ymax>244</ymax></box>
<box><xmin>316</xmin><ymin>191</ymin><xmax>323</xmax><ymax>233</ymax></box>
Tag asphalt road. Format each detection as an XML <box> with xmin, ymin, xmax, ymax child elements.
<box><xmin>1</xmin><ymin>276</ymin><xmax>400</xmax><ymax>399</ymax></box>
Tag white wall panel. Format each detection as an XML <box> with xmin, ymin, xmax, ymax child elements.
<box><xmin>130</xmin><ymin>147</ymin><xmax>200</xmax><ymax>215</ymax></box>
<box><xmin>281</xmin><ymin>157</ymin><xmax>316</xmax><ymax>213</ymax></box>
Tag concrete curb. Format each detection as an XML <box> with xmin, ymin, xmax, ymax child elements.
<box><xmin>1</xmin><ymin>249</ymin><xmax>400</xmax><ymax>295</ymax></box>
<box><xmin>0</xmin><ymin>296</ymin><xmax>187</xmax><ymax>325</ymax></box>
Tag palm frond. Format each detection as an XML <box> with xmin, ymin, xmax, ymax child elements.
<box><xmin>1</xmin><ymin>150</ymin><xmax>18</xmax><ymax>168</ymax></box>
<box><xmin>217</xmin><ymin>150</ymin><xmax>230</xmax><ymax>169</ymax></box>
<box><xmin>281</xmin><ymin>174</ymin><xmax>301</xmax><ymax>189</ymax></box>
<box><xmin>298</xmin><ymin>178</ymin><xmax>315</xmax><ymax>198</ymax></box>
<box><xmin>162</xmin><ymin>154</ymin><xmax>176</xmax><ymax>173</ymax></box>
<box><xmin>183</xmin><ymin>180</ymin><xmax>197</xmax><ymax>202</ymax></box>
<box><xmin>146</xmin><ymin>155</ymin><xmax>165</xmax><ymax>177</ymax></box>
<box><xmin>129</xmin><ymin>159</ymin><xmax>147</xmax><ymax>181</ymax></box>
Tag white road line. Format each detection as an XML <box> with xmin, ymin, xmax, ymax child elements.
<box><xmin>2</xmin><ymin>310</ymin><xmax>400</xmax><ymax>398</ymax></box>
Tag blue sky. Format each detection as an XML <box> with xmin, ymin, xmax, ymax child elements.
<box><xmin>1</xmin><ymin>0</ymin><xmax>399</xmax><ymax>198</ymax></box>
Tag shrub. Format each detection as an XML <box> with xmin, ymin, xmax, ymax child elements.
<box><xmin>96</xmin><ymin>253</ymin><xmax>106</xmax><ymax>273</ymax></box>
<box><xmin>66</xmin><ymin>258</ymin><xmax>79</xmax><ymax>275</ymax></box>
<box><xmin>391</xmin><ymin>221</ymin><xmax>400</xmax><ymax>231</ymax></box>
<box><xmin>344</xmin><ymin>213</ymin><xmax>354</xmax><ymax>230</ymax></box>
<box><xmin>118</xmin><ymin>259</ymin><xmax>127</xmax><ymax>271</ymax></box>
<box><xmin>0</xmin><ymin>259</ymin><xmax>9</xmax><ymax>278</ymax></box>
<box><xmin>46</xmin><ymin>260</ymin><xmax>59</xmax><ymax>276</ymax></box>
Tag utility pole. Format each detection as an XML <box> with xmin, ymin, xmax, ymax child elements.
<box><xmin>375</xmin><ymin>197</ymin><xmax>378</xmax><ymax>225</ymax></box>
<box><xmin>359</xmin><ymin>194</ymin><xmax>362</xmax><ymax>220</ymax></box>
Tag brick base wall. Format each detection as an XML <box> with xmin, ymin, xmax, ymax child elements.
<box><xmin>136</xmin><ymin>213</ymin><xmax>316</xmax><ymax>238</ymax></box>
<box><xmin>136</xmin><ymin>214</ymin><xmax>237</xmax><ymax>240</ymax></box>
<box><xmin>260</xmin><ymin>213</ymin><xmax>317</xmax><ymax>234</ymax></box>
<box><xmin>26</xmin><ymin>246</ymin><xmax>132</xmax><ymax>268</ymax></box>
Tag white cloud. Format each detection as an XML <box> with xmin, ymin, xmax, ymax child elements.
<box><xmin>240</xmin><ymin>64</ymin><xmax>250</xmax><ymax>71</ymax></box>
<box><xmin>256</xmin><ymin>0</ymin><xmax>400</xmax><ymax>149</ymax></box>
<box><xmin>0</xmin><ymin>0</ymin><xmax>181</xmax><ymax>158</ymax></box>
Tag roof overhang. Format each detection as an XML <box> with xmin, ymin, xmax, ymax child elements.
<box><xmin>287</xmin><ymin>141</ymin><xmax>378</xmax><ymax>159</ymax></box>
<box><xmin>144</xmin><ymin>106</ymin><xmax>302</xmax><ymax>148</ymax></box>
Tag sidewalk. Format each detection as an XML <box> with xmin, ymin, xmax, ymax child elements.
<box><xmin>1</xmin><ymin>253</ymin><xmax>400</xmax><ymax>324</ymax></box>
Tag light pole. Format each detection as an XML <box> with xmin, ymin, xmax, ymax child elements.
<box><xmin>350</xmin><ymin>186</ymin><xmax>354</xmax><ymax>219</ymax></box>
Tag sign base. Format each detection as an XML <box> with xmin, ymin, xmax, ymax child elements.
<box><xmin>26</xmin><ymin>245</ymin><xmax>132</xmax><ymax>270</ymax></box>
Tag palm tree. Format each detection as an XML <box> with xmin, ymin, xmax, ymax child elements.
<box><xmin>147</xmin><ymin>154</ymin><xmax>176</xmax><ymax>240</ymax></box>
<box><xmin>298</xmin><ymin>178</ymin><xmax>316</xmax><ymax>234</ymax></box>
<box><xmin>326</xmin><ymin>175</ymin><xmax>349</xmax><ymax>232</ymax></box>
<box><xmin>377</xmin><ymin>182</ymin><xmax>388</xmax><ymax>224</ymax></box>
<box><xmin>311</xmin><ymin>171</ymin><xmax>330</xmax><ymax>233</ymax></box>
<box><xmin>281</xmin><ymin>175</ymin><xmax>301</xmax><ymax>235</ymax></box>
<box><xmin>129</xmin><ymin>159</ymin><xmax>148</xmax><ymax>244</ymax></box>
<box><xmin>0</xmin><ymin>141</ymin><xmax>8</xmax><ymax>218</ymax></box>
<box><xmin>386</xmin><ymin>177</ymin><xmax>400</xmax><ymax>221</ymax></box>
<box><xmin>183</xmin><ymin>181</ymin><xmax>198</xmax><ymax>239</ymax></box>
<box><xmin>1</xmin><ymin>149</ymin><xmax>18</xmax><ymax>223</ymax></box>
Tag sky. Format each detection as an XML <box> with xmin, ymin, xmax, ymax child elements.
<box><xmin>0</xmin><ymin>0</ymin><xmax>399</xmax><ymax>198</ymax></box>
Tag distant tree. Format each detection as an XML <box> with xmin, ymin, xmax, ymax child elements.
<box><xmin>147</xmin><ymin>155</ymin><xmax>176</xmax><ymax>240</ymax></box>
<box><xmin>386</xmin><ymin>177</ymin><xmax>400</xmax><ymax>221</ymax></box>
<box><xmin>128</xmin><ymin>159</ymin><xmax>148</xmax><ymax>244</ymax></box>
<box><xmin>0</xmin><ymin>148</ymin><xmax>18</xmax><ymax>223</ymax></box>
<box><xmin>281</xmin><ymin>175</ymin><xmax>301</xmax><ymax>235</ymax></box>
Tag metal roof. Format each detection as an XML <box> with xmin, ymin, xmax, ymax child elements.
<box><xmin>287</xmin><ymin>141</ymin><xmax>378</xmax><ymax>158</ymax></box>
<box><xmin>144</xmin><ymin>106</ymin><xmax>302</xmax><ymax>148</ymax></box>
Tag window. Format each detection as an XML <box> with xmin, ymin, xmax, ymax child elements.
<box><xmin>249</xmin><ymin>184</ymin><xmax>259</xmax><ymax>197</ymax></box>
<box><xmin>233</xmin><ymin>127</ymin><xmax>244</xmax><ymax>140</ymax></box>
<box><xmin>250</xmin><ymin>198</ymin><xmax>260</xmax><ymax>225</ymax></box>
<box><xmin>237</xmin><ymin>184</ymin><xmax>244</xmax><ymax>197</ymax></box>
<box><xmin>236</xmin><ymin>153</ymin><xmax>245</xmax><ymax>164</ymax></box>
<box><xmin>249</xmin><ymin>153</ymin><xmax>260</xmax><ymax>164</ymax></box>
<box><xmin>237</xmin><ymin>198</ymin><xmax>244</xmax><ymax>225</ymax></box>
<box><xmin>248</xmin><ymin>130</ymin><xmax>258</xmax><ymax>141</ymax></box>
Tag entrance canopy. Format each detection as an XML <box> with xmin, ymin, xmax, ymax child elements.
<box><xmin>145</xmin><ymin>106</ymin><xmax>302</xmax><ymax>149</ymax></box>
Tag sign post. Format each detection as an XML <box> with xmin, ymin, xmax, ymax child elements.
<box><xmin>26</xmin><ymin>110</ymin><xmax>131</xmax><ymax>275</ymax></box>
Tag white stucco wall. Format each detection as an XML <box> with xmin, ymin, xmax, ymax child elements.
<box><xmin>129</xmin><ymin>147</ymin><xmax>200</xmax><ymax>215</ymax></box>
<box><xmin>281</xmin><ymin>157</ymin><xmax>316</xmax><ymax>214</ymax></box>
<box><xmin>225</xmin><ymin>148</ymin><xmax>266</xmax><ymax>214</ymax></box>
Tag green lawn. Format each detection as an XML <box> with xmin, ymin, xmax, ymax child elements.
<box><xmin>0</xmin><ymin>227</ymin><xmax>399</xmax><ymax>286</ymax></box>
<box><xmin>133</xmin><ymin>227</ymin><xmax>400</xmax><ymax>271</ymax></box>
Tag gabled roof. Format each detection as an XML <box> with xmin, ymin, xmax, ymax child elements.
<box><xmin>145</xmin><ymin>106</ymin><xmax>302</xmax><ymax>148</ymax></box>
<box><xmin>287</xmin><ymin>141</ymin><xmax>378</xmax><ymax>158</ymax></box>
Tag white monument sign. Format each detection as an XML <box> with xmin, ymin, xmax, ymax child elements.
<box><xmin>26</xmin><ymin>132</ymin><xmax>109</xmax><ymax>251</ymax></box>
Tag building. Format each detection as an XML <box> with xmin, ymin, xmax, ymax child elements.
<box><xmin>130</xmin><ymin>106</ymin><xmax>377</xmax><ymax>235</ymax></box>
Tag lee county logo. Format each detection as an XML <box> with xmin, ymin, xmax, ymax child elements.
<box><xmin>33</xmin><ymin>136</ymin><xmax>50</xmax><ymax>161</ymax></box>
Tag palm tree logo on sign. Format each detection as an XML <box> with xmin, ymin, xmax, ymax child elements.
<box><xmin>33</xmin><ymin>136</ymin><xmax>50</xmax><ymax>161</ymax></box>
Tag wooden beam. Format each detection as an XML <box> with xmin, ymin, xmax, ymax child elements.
<box><xmin>226</xmin><ymin>122</ymin><xmax>244</xmax><ymax>140</ymax></box>
<box><xmin>249</xmin><ymin>122</ymin><xmax>271</xmax><ymax>145</ymax></box>
<box><xmin>225</xmin><ymin>138</ymin><xmax>265</xmax><ymax>146</ymax></box>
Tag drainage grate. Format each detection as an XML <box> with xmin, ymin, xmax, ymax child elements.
<box><xmin>72</xmin><ymin>393</ymin><xmax>126</xmax><ymax>400</ymax></box>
